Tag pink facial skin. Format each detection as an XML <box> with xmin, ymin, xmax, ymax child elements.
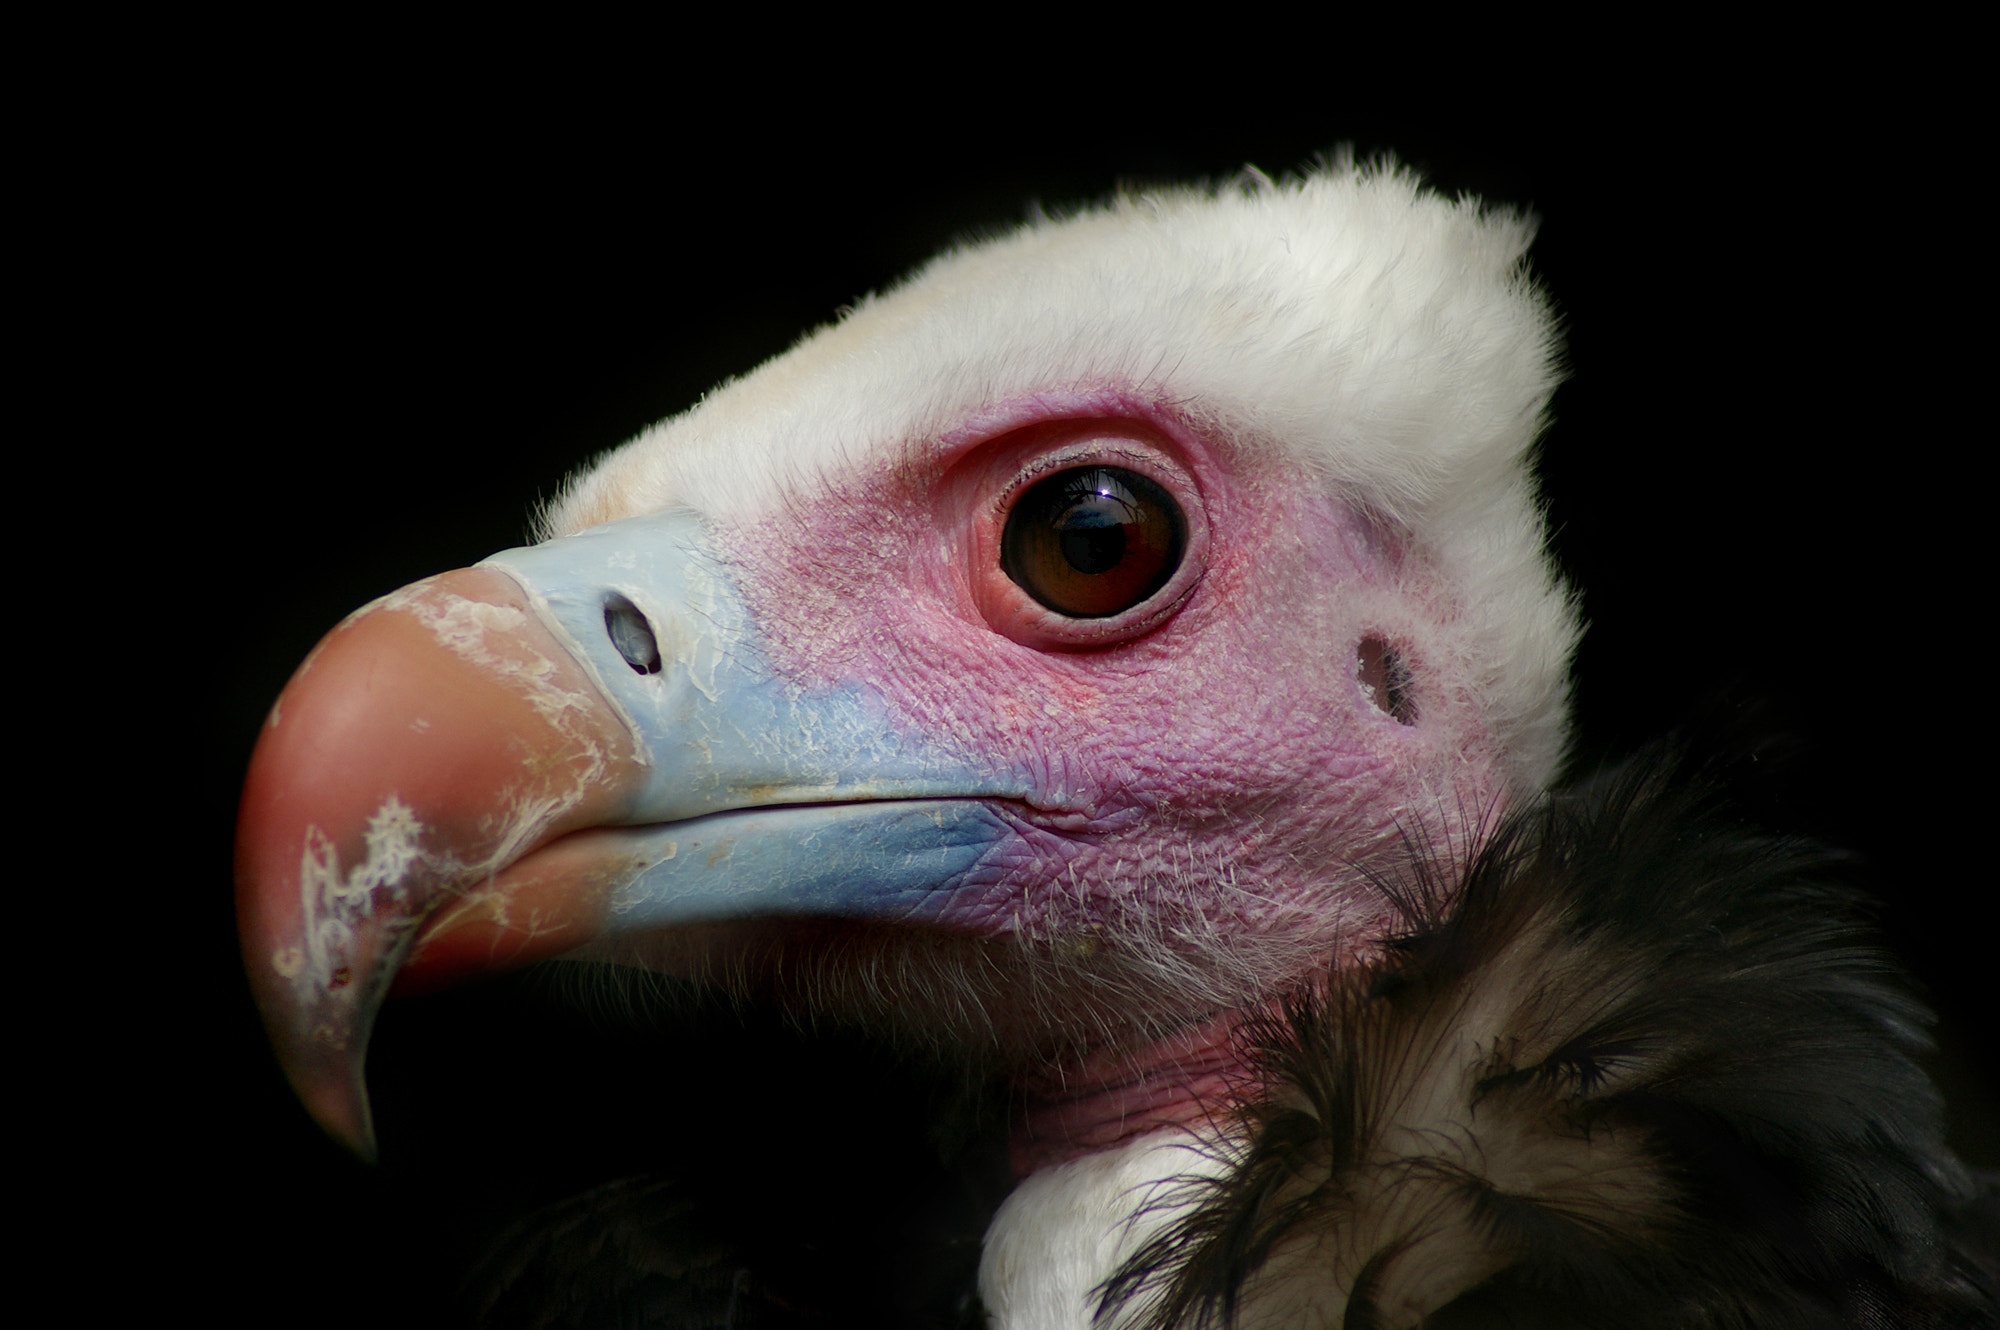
<box><xmin>730</xmin><ymin>390</ymin><xmax>1504</xmax><ymax>941</ymax></box>
<box><xmin>714</xmin><ymin>389</ymin><xmax>1510</xmax><ymax>1165</ymax></box>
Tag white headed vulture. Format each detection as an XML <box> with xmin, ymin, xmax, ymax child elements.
<box><xmin>236</xmin><ymin>161</ymin><xmax>1994</xmax><ymax>1328</ymax></box>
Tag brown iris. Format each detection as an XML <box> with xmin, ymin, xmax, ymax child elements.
<box><xmin>1001</xmin><ymin>466</ymin><xmax>1186</xmax><ymax>618</ymax></box>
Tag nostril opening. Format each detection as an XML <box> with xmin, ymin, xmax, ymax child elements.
<box><xmin>1357</xmin><ymin>635</ymin><xmax>1417</xmax><ymax>725</ymax></box>
<box><xmin>604</xmin><ymin>594</ymin><xmax>662</xmax><ymax>675</ymax></box>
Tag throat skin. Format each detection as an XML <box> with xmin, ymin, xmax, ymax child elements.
<box><xmin>1011</xmin><ymin>1011</ymin><xmax>1246</xmax><ymax>1178</ymax></box>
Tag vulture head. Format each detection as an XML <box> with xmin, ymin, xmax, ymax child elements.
<box><xmin>236</xmin><ymin>162</ymin><xmax>1987</xmax><ymax>1327</ymax></box>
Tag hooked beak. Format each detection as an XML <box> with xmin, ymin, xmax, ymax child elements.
<box><xmin>237</xmin><ymin>511</ymin><xmax>1020</xmax><ymax>1157</ymax></box>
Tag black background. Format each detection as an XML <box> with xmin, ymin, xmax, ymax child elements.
<box><xmin>77</xmin><ymin>79</ymin><xmax>1987</xmax><ymax>1325</ymax></box>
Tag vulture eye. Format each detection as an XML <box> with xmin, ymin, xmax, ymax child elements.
<box><xmin>1001</xmin><ymin>466</ymin><xmax>1186</xmax><ymax>618</ymax></box>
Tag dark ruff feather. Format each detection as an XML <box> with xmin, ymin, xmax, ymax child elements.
<box><xmin>1102</xmin><ymin>751</ymin><xmax>1996</xmax><ymax>1329</ymax></box>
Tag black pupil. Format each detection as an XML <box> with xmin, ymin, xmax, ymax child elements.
<box><xmin>1059</xmin><ymin>506</ymin><xmax>1127</xmax><ymax>575</ymax></box>
<box><xmin>1001</xmin><ymin>465</ymin><xmax>1186</xmax><ymax>618</ymax></box>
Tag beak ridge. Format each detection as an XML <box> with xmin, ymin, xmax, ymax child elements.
<box><xmin>237</xmin><ymin>513</ymin><xmax>1022</xmax><ymax>1151</ymax></box>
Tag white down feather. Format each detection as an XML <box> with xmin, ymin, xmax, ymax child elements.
<box><xmin>547</xmin><ymin>158</ymin><xmax>1576</xmax><ymax>826</ymax></box>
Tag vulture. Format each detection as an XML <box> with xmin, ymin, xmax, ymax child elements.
<box><xmin>237</xmin><ymin>161</ymin><xmax>1995</xmax><ymax>1328</ymax></box>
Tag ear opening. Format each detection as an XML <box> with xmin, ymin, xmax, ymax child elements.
<box><xmin>1358</xmin><ymin>636</ymin><xmax>1417</xmax><ymax>725</ymax></box>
